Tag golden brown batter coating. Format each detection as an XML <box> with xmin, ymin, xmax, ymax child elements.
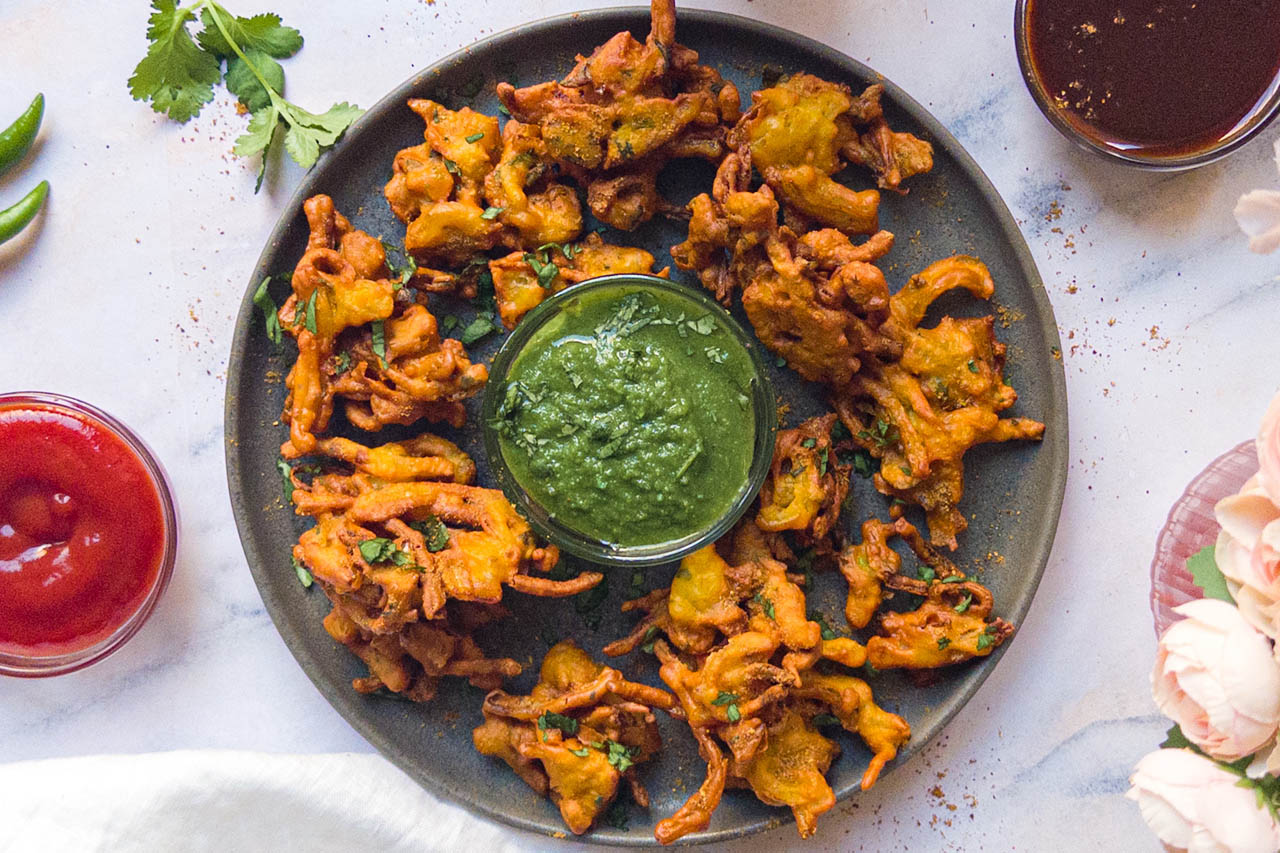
<box><xmin>474</xmin><ymin>641</ymin><xmax>672</xmax><ymax>835</ymax></box>
<box><xmin>835</xmin><ymin>256</ymin><xmax>1045</xmax><ymax>548</ymax></box>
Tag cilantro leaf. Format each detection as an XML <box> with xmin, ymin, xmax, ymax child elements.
<box><xmin>801</xmin><ymin>437</ymin><xmax>817</xmax><ymax>449</ymax></box>
<box><xmin>569</xmin><ymin>746</ymin><xmax>590</xmax><ymax>758</ymax></box>
<box><xmin>358</xmin><ymin>538</ymin><xmax>411</xmax><ymax>566</ymax></box>
<box><xmin>937</xmin><ymin>637</ymin><xmax>951</xmax><ymax>650</ymax></box>
<box><xmin>605</xmin><ymin>740</ymin><xmax>637</xmax><ymax>773</ymax></box>
<box><xmin>481</xmin><ymin>206</ymin><xmax>504</xmax><ymax>220</ymax></box>
<box><xmin>371</xmin><ymin>320</ymin><xmax>387</xmax><ymax>364</ymax></box>
<box><xmin>1187</xmin><ymin>545</ymin><xmax>1234</xmax><ymax>603</ymax></box>
<box><xmin>460</xmin><ymin>314</ymin><xmax>499</xmax><ymax>346</ymax></box>
<box><xmin>303</xmin><ymin>288</ymin><xmax>318</xmax><ymax>333</ymax></box>
<box><xmin>954</xmin><ymin>593</ymin><xmax>973</xmax><ymax>613</ymax></box>
<box><xmin>128</xmin><ymin>0</ymin><xmax>222</xmax><ymax>122</ymax></box>
<box><xmin>726</xmin><ymin>703</ymin><xmax>741</xmax><ymax>723</ymax></box>
<box><xmin>408</xmin><ymin>516</ymin><xmax>450</xmax><ymax>552</ymax></box>
<box><xmin>464</xmin><ymin>131</ymin><xmax>485</xmax><ymax>143</ymax></box>
<box><xmin>224</xmin><ymin>48</ymin><xmax>283</xmax><ymax>113</ymax></box>
<box><xmin>252</xmin><ymin>277</ymin><xmax>282</xmax><ymax>347</ymax></box>
<box><xmin>752</xmin><ymin>593</ymin><xmax>776</xmax><ymax>620</ymax></box>
<box><xmin>975</xmin><ymin>623</ymin><xmax>998</xmax><ymax>651</ymax></box>
<box><xmin>196</xmin><ymin>9</ymin><xmax>302</xmax><ymax>58</ymax></box>
<box><xmin>537</xmin><ymin>712</ymin><xmax>579</xmax><ymax>736</ymax></box>
<box><xmin>810</xmin><ymin>612</ymin><xmax>838</xmax><ymax>641</ymax></box>
<box><xmin>132</xmin><ymin>2</ymin><xmax>360</xmax><ymax>191</ymax></box>
<box><xmin>711</xmin><ymin>691</ymin><xmax>739</xmax><ymax>706</ymax></box>
<box><xmin>275</xmin><ymin>456</ymin><xmax>294</xmax><ymax>502</ymax></box>
<box><xmin>292</xmin><ymin>556</ymin><xmax>313</xmax><ymax>588</ymax></box>
<box><xmin>640</xmin><ymin>625</ymin><xmax>660</xmax><ymax>654</ymax></box>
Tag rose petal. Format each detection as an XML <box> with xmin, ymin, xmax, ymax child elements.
<box><xmin>1214</xmin><ymin>491</ymin><xmax>1280</xmax><ymax>550</ymax></box>
<box><xmin>1235</xmin><ymin>188</ymin><xmax>1280</xmax><ymax>254</ymax></box>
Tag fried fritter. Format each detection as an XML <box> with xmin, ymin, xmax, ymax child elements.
<box><xmin>672</xmin><ymin>153</ymin><xmax>900</xmax><ymax>384</ymax></box>
<box><xmin>606</xmin><ymin>541</ymin><xmax>908</xmax><ymax>843</ymax></box>
<box><xmin>279</xmin><ymin>196</ymin><xmax>489</xmax><ymax>453</ymax></box>
<box><xmin>835</xmin><ymin>256</ymin><xmax>1045</xmax><ymax>548</ymax></box>
<box><xmin>496</xmin><ymin>0</ymin><xmax>739</xmax><ymax>229</ymax></box>
<box><xmin>482</xmin><ymin>119</ymin><xmax>584</xmax><ymax>248</ymax></box>
<box><xmin>289</xmin><ymin>438</ymin><xmax>601</xmax><ymax>703</ymax></box>
<box><xmin>474</xmin><ymin>641</ymin><xmax>673</xmax><ymax>834</ymax></box>
<box><xmin>834</xmin><ymin>515</ymin><xmax>1015</xmax><ymax>669</ymax></box>
<box><xmin>488</xmin><ymin>232</ymin><xmax>667</xmax><ymax>328</ymax></box>
<box><xmin>729</xmin><ymin>74</ymin><xmax>932</xmax><ymax>233</ymax></box>
<box><xmin>386</xmin><ymin>99</ymin><xmax>503</xmax><ymax>265</ymax></box>
<box><xmin>757</xmin><ymin>414</ymin><xmax>850</xmax><ymax>550</ymax></box>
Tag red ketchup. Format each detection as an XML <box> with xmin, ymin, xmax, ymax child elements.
<box><xmin>0</xmin><ymin>401</ymin><xmax>167</xmax><ymax>658</ymax></box>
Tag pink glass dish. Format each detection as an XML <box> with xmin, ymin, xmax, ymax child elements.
<box><xmin>1149</xmin><ymin>440</ymin><xmax>1257</xmax><ymax>637</ymax></box>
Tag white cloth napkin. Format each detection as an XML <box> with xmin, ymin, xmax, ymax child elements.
<box><xmin>0</xmin><ymin>751</ymin><xmax>571</xmax><ymax>853</ymax></box>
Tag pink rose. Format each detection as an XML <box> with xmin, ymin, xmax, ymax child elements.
<box><xmin>1215</xmin><ymin>475</ymin><xmax>1280</xmax><ymax>641</ymax></box>
<box><xmin>1258</xmin><ymin>391</ymin><xmax>1280</xmax><ymax>507</ymax></box>
<box><xmin>1128</xmin><ymin>748</ymin><xmax>1280</xmax><ymax>853</ymax></box>
<box><xmin>1153</xmin><ymin>600</ymin><xmax>1280</xmax><ymax>762</ymax></box>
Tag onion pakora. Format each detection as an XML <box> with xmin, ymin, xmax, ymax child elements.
<box><xmin>672</xmin><ymin>152</ymin><xmax>901</xmax><ymax>384</ymax></box>
<box><xmin>606</xmin><ymin>540</ymin><xmax>910</xmax><ymax>843</ymax></box>
<box><xmin>729</xmin><ymin>74</ymin><xmax>933</xmax><ymax>232</ymax></box>
<box><xmin>279</xmin><ymin>195</ymin><xmax>488</xmax><ymax>455</ymax></box>
<box><xmin>287</xmin><ymin>435</ymin><xmax>602</xmax><ymax>702</ymax></box>
<box><xmin>496</xmin><ymin>0</ymin><xmax>740</xmax><ymax>230</ymax></box>
<box><xmin>474</xmin><ymin>640</ymin><xmax>675</xmax><ymax>834</ymax></box>
<box><xmin>834</xmin><ymin>256</ymin><xmax>1046</xmax><ymax>548</ymax></box>
<box><xmin>838</xmin><ymin>515</ymin><xmax>1014</xmax><ymax>668</ymax></box>
<box><xmin>488</xmin><ymin>232</ymin><xmax>667</xmax><ymax>329</ymax></box>
<box><xmin>757</xmin><ymin>413</ymin><xmax>851</xmax><ymax>552</ymax></box>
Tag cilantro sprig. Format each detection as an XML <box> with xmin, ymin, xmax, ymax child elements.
<box><xmin>128</xmin><ymin>1</ymin><xmax>362</xmax><ymax>190</ymax></box>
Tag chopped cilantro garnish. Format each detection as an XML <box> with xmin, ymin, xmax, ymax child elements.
<box><xmin>459</xmin><ymin>314</ymin><xmax>500</xmax><ymax>346</ymax></box>
<box><xmin>919</xmin><ymin>566</ymin><xmax>936</xmax><ymax>583</ymax></box>
<box><xmin>775</xmin><ymin>355</ymin><xmax>787</xmax><ymax>367</ymax></box>
<box><xmin>605</xmin><ymin>740</ymin><xmax>637</xmax><ymax>772</ymax></box>
<box><xmin>292</xmin><ymin>556</ymin><xmax>312</xmax><ymax>588</ymax></box>
<box><xmin>333</xmin><ymin>350</ymin><xmax>351</xmax><ymax>373</ymax></box>
<box><xmin>801</xmin><ymin>437</ymin><xmax>817</xmax><ymax>449</ymax></box>
<box><xmin>537</xmin><ymin>711</ymin><xmax>579</xmax><ymax>736</ymax></box>
<box><xmin>275</xmin><ymin>456</ymin><xmax>295</xmax><ymax>502</ymax></box>
<box><xmin>303</xmin><ymin>288</ymin><xmax>318</xmax><ymax>333</ymax></box>
<box><xmin>408</xmin><ymin>515</ymin><xmax>450</xmax><ymax>552</ymax></box>
<box><xmin>357</xmin><ymin>538</ymin><xmax>413</xmax><ymax>567</ymax></box>
<box><xmin>752</xmin><ymin>593</ymin><xmax>776</xmax><ymax>620</ymax></box>
<box><xmin>443</xmin><ymin>157</ymin><xmax>459</xmax><ymax>175</ymax></box>
<box><xmin>857</xmin><ymin>418</ymin><xmax>899</xmax><ymax>449</ymax></box>
<box><xmin>851</xmin><ymin>449</ymin><xmax>876</xmax><ymax>478</ymax></box>
<box><xmin>442</xmin><ymin>314</ymin><xmax>460</xmax><ymax>332</ymax></box>
<box><xmin>818</xmin><ymin>447</ymin><xmax>829</xmax><ymax>476</ymax></box>
<box><xmin>379</xmin><ymin>240</ymin><xmax>416</xmax><ymax>289</ymax></box>
<box><xmin>711</xmin><ymin>691</ymin><xmax>739</xmax><ymax>706</ymax></box>
<box><xmin>464</xmin><ymin>131</ymin><xmax>485</xmax><ymax>143</ymax></box>
<box><xmin>937</xmin><ymin>637</ymin><xmax>951</xmax><ymax>650</ymax></box>
<box><xmin>940</xmin><ymin>575</ymin><xmax>965</xmax><ymax>584</ymax></box>
<box><xmin>370</xmin><ymin>319</ymin><xmax>387</xmax><ymax>364</ymax></box>
<box><xmin>954</xmin><ymin>593</ymin><xmax>973</xmax><ymax>613</ymax></box>
<box><xmin>252</xmin><ymin>278</ymin><xmax>282</xmax><ymax>347</ymax></box>
<box><xmin>640</xmin><ymin>625</ymin><xmax>660</xmax><ymax>654</ymax></box>
<box><xmin>569</xmin><ymin>746</ymin><xmax>591</xmax><ymax>758</ymax></box>
<box><xmin>726</xmin><ymin>703</ymin><xmax>741</xmax><ymax>723</ymax></box>
<box><xmin>830</xmin><ymin>420</ymin><xmax>851</xmax><ymax>441</ymax></box>
<box><xmin>810</xmin><ymin>612</ymin><xmax>838</xmax><ymax>641</ymax></box>
<box><xmin>967</xmin><ymin>359</ymin><xmax>979</xmax><ymax>373</ymax></box>
<box><xmin>976</xmin><ymin>623</ymin><xmax>999</xmax><ymax>650</ymax></box>
<box><xmin>480</xmin><ymin>206</ymin><xmax>504</xmax><ymax>220</ymax></box>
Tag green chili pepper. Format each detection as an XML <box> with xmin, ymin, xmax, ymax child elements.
<box><xmin>0</xmin><ymin>94</ymin><xmax>44</xmax><ymax>177</ymax></box>
<box><xmin>0</xmin><ymin>181</ymin><xmax>50</xmax><ymax>245</ymax></box>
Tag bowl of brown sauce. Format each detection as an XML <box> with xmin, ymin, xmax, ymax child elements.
<box><xmin>1016</xmin><ymin>0</ymin><xmax>1280</xmax><ymax>169</ymax></box>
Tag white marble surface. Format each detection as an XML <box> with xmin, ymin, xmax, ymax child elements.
<box><xmin>2</xmin><ymin>1</ymin><xmax>1279</xmax><ymax>850</ymax></box>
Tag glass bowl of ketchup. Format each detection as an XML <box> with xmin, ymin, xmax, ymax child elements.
<box><xmin>0</xmin><ymin>392</ymin><xmax>177</xmax><ymax>677</ymax></box>
<box><xmin>1016</xmin><ymin>0</ymin><xmax>1280</xmax><ymax>169</ymax></box>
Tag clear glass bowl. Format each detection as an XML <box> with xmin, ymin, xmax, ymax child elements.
<box><xmin>481</xmin><ymin>274</ymin><xmax>777</xmax><ymax>567</ymax></box>
<box><xmin>1014</xmin><ymin>0</ymin><xmax>1280</xmax><ymax>170</ymax></box>
<box><xmin>1149</xmin><ymin>440</ymin><xmax>1257</xmax><ymax>637</ymax></box>
<box><xmin>0</xmin><ymin>392</ymin><xmax>178</xmax><ymax>677</ymax></box>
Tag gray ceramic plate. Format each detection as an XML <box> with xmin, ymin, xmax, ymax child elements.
<box><xmin>225</xmin><ymin>7</ymin><xmax>1068</xmax><ymax>846</ymax></box>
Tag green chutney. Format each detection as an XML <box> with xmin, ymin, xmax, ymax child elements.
<box><xmin>492</xmin><ymin>284</ymin><xmax>759</xmax><ymax>547</ymax></box>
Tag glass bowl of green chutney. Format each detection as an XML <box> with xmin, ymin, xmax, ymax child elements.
<box><xmin>481</xmin><ymin>273</ymin><xmax>777</xmax><ymax>567</ymax></box>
